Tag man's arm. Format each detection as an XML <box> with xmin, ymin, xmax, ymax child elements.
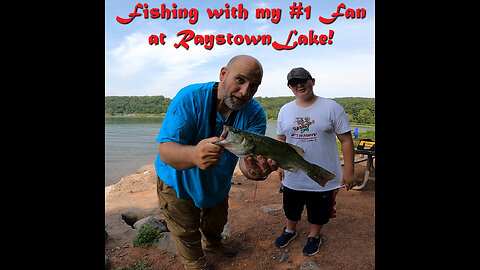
<box><xmin>158</xmin><ymin>137</ymin><xmax>224</xmax><ymax>171</ymax></box>
<box><xmin>337</xmin><ymin>131</ymin><xmax>356</xmax><ymax>190</ymax></box>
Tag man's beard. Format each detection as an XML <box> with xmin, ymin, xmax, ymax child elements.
<box><xmin>223</xmin><ymin>92</ymin><xmax>248</xmax><ymax>110</ymax></box>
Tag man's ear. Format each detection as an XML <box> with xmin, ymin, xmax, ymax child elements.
<box><xmin>311</xmin><ymin>78</ymin><xmax>315</xmax><ymax>86</ymax></box>
<box><xmin>219</xmin><ymin>67</ymin><xmax>228</xmax><ymax>81</ymax></box>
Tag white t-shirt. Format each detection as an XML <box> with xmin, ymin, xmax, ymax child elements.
<box><xmin>277</xmin><ymin>97</ymin><xmax>351</xmax><ymax>192</ymax></box>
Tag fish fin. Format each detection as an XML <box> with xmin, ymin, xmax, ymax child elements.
<box><xmin>288</xmin><ymin>144</ymin><xmax>306</xmax><ymax>157</ymax></box>
<box><xmin>305</xmin><ymin>164</ymin><xmax>336</xmax><ymax>187</ymax></box>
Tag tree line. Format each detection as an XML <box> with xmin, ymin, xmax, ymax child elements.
<box><xmin>105</xmin><ymin>96</ymin><xmax>171</xmax><ymax>115</ymax></box>
<box><xmin>105</xmin><ymin>96</ymin><xmax>375</xmax><ymax>124</ymax></box>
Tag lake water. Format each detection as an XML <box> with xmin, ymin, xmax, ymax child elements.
<box><xmin>105</xmin><ymin>117</ymin><xmax>163</xmax><ymax>187</ymax></box>
<box><xmin>105</xmin><ymin>117</ymin><xmax>373</xmax><ymax>186</ymax></box>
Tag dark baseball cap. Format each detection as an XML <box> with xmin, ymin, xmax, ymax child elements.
<box><xmin>287</xmin><ymin>67</ymin><xmax>312</xmax><ymax>86</ymax></box>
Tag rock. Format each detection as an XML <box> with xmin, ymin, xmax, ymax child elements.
<box><xmin>106</xmin><ymin>166</ymin><xmax>157</xmax><ymax>198</ymax></box>
<box><xmin>121</xmin><ymin>208</ymin><xmax>165</xmax><ymax>227</ymax></box>
<box><xmin>133</xmin><ymin>215</ymin><xmax>168</xmax><ymax>232</ymax></box>
<box><xmin>105</xmin><ymin>255</ymin><xmax>109</xmax><ymax>269</ymax></box>
<box><xmin>260</xmin><ymin>204</ymin><xmax>283</xmax><ymax>215</ymax></box>
<box><xmin>137</xmin><ymin>164</ymin><xmax>155</xmax><ymax>174</ymax></box>
<box><xmin>105</xmin><ymin>164</ymin><xmax>163</xmax><ymax>248</ymax></box>
<box><xmin>121</xmin><ymin>211</ymin><xmax>140</xmax><ymax>227</ymax></box>
<box><xmin>273</xmin><ymin>252</ymin><xmax>288</xmax><ymax>263</ymax></box>
<box><xmin>300</xmin><ymin>259</ymin><xmax>322</xmax><ymax>270</ymax></box>
<box><xmin>105</xmin><ymin>185</ymin><xmax>115</xmax><ymax>198</ymax></box>
<box><xmin>155</xmin><ymin>232</ymin><xmax>176</xmax><ymax>253</ymax></box>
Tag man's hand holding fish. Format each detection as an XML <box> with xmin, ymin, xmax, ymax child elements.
<box><xmin>240</xmin><ymin>155</ymin><xmax>279</xmax><ymax>180</ymax></box>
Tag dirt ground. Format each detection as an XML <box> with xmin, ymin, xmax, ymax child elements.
<box><xmin>105</xmin><ymin>161</ymin><xmax>374</xmax><ymax>270</ymax></box>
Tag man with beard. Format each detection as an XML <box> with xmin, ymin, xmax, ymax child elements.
<box><xmin>155</xmin><ymin>55</ymin><xmax>278</xmax><ymax>270</ymax></box>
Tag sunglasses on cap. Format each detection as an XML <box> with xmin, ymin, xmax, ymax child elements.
<box><xmin>288</xmin><ymin>78</ymin><xmax>310</xmax><ymax>87</ymax></box>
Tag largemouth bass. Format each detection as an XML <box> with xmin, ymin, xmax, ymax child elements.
<box><xmin>214</xmin><ymin>126</ymin><xmax>335</xmax><ymax>187</ymax></box>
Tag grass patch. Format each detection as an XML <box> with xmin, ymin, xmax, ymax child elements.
<box><xmin>337</xmin><ymin>129</ymin><xmax>375</xmax><ymax>159</ymax></box>
<box><xmin>133</xmin><ymin>224</ymin><xmax>162</xmax><ymax>248</ymax></box>
<box><xmin>116</xmin><ymin>257</ymin><xmax>154</xmax><ymax>270</ymax></box>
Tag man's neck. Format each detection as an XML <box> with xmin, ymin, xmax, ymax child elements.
<box><xmin>217</xmin><ymin>101</ymin><xmax>233</xmax><ymax>121</ymax></box>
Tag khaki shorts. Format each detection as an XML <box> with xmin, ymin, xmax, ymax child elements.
<box><xmin>157</xmin><ymin>176</ymin><xmax>228</xmax><ymax>269</ymax></box>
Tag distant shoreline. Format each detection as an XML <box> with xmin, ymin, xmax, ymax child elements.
<box><xmin>105</xmin><ymin>115</ymin><xmax>375</xmax><ymax>127</ymax></box>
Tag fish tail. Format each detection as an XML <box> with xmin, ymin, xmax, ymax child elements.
<box><xmin>304</xmin><ymin>163</ymin><xmax>336</xmax><ymax>187</ymax></box>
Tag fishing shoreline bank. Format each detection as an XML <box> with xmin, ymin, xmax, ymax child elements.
<box><xmin>105</xmin><ymin>114</ymin><xmax>375</xmax><ymax>127</ymax></box>
<box><xmin>105</xmin><ymin>162</ymin><xmax>374</xmax><ymax>269</ymax></box>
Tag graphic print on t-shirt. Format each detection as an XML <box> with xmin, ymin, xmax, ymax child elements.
<box><xmin>292</xmin><ymin>116</ymin><xmax>317</xmax><ymax>143</ymax></box>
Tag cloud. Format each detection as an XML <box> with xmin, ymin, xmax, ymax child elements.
<box><xmin>255</xmin><ymin>23</ymin><xmax>270</xmax><ymax>33</ymax></box>
<box><xmin>255</xmin><ymin>52</ymin><xmax>374</xmax><ymax>98</ymax></box>
<box><xmin>106</xmin><ymin>30</ymin><xmax>239</xmax><ymax>96</ymax></box>
<box><xmin>105</xmin><ymin>28</ymin><xmax>374</xmax><ymax>98</ymax></box>
<box><xmin>107</xmin><ymin>30</ymin><xmax>218</xmax><ymax>76</ymax></box>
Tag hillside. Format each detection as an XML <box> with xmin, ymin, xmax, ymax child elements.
<box><xmin>105</xmin><ymin>96</ymin><xmax>375</xmax><ymax>124</ymax></box>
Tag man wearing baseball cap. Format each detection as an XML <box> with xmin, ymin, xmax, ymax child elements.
<box><xmin>274</xmin><ymin>67</ymin><xmax>356</xmax><ymax>256</ymax></box>
<box><xmin>286</xmin><ymin>67</ymin><xmax>313</xmax><ymax>85</ymax></box>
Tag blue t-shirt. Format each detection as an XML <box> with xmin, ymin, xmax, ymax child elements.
<box><xmin>154</xmin><ymin>81</ymin><xmax>266</xmax><ymax>208</ymax></box>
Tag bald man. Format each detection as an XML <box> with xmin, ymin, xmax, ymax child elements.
<box><xmin>155</xmin><ymin>55</ymin><xmax>278</xmax><ymax>269</ymax></box>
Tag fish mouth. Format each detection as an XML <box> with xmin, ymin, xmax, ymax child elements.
<box><xmin>219</xmin><ymin>125</ymin><xmax>238</xmax><ymax>141</ymax></box>
<box><xmin>219</xmin><ymin>126</ymin><xmax>229</xmax><ymax>140</ymax></box>
<box><xmin>214</xmin><ymin>126</ymin><xmax>235</xmax><ymax>147</ymax></box>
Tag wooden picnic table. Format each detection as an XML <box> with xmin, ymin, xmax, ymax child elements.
<box><xmin>352</xmin><ymin>149</ymin><xmax>375</xmax><ymax>190</ymax></box>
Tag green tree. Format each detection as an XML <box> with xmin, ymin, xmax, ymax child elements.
<box><xmin>105</xmin><ymin>96</ymin><xmax>374</xmax><ymax>121</ymax></box>
<box><xmin>357</xmin><ymin>108</ymin><xmax>373</xmax><ymax>124</ymax></box>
